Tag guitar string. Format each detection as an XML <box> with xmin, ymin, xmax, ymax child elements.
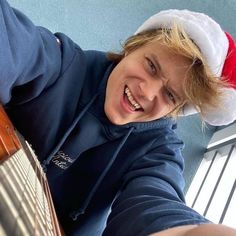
<box><xmin>1</xmin><ymin>147</ymin><xmax>59</xmax><ymax>235</ymax></box>
<box><xmin>25</xmin><ymin>146</ymin><xmax>51</xmax><ymax>236</ymax></box>
<box><xmin>27</xmin><ymin>143</ymin><xmax>55</xmax><ymax>236</ymax></box>
<box><xmin>30</xmin><ymin>145</ymin><xmax>54</xmax><ymax>235</ymax></box>
<box><xmin>44</xmin><ymin>179</ymin><xmax>61</xmax><ymax>235</ymax></box>
<box><xmin>0</xmin><ymin>108</ymin><xmax>58</xmax><ymax>235</ymax></box>
<box><xmin>0</xmin><ymin>167</ymin><xmax>29</xmax><ymax>235</ymax></box>
<box><xmin>21</xmin><ymin>141</ymin><xmax>58</xmax><ymax>235</ymax></box>
<box><xmin>33</xmin><ymin>150</ymin><xmax>39</xmax><ymax>236</ymax></box>
<box><xmin>39</xmin><ymin>161</ymin><xmax>55</xmax><ymax>235</ymax></box>
<box><xmin>21</xmin><ymin>149</ymin><xmax>52</xmax><ymax>235</ymax></box>
<box><xmin>1</xmin><ymin>150</ymin><xmax>33</xmax><ymax>235</ymax></box>
<box><xmin>33</xmin><ymin>151</ymin><xmax>53</xmax><ymax>235</ymax></box>
<box><xmin>40</xmin><ymin>164</ymin><xmax>51</xmax><ymax>236</ymax></box>
<box><xmin>13</xmin><ymin>149</ymin><xmax>47</xmax><ymax>235</ymax></box>
<box><xmin>14</xmin><ymin>150</ymin><xmax>36</xmax><ymax>235</ymax></box>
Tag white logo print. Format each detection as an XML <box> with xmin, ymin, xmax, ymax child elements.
<box><xmin>52</xmin><ymin>150</ymin><xmax>74</xmax><ymax>169</ymax></box>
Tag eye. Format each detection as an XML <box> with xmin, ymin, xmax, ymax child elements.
<box><xmin>165</xmin><ymin>89</ymin><xmax>176</xmax><ymax>104</ymax></box>
<box><xmin>146</xmin><ymin>57</ymin><xmax>157</xmax><ymax>75</ymax></box>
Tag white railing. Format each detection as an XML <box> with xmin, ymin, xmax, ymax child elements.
<box><xmin>185</xmin><ymin>123</ymin><xmax>236</xmax><ymax>228</ymax></box>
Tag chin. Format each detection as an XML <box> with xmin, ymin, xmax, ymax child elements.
<box><xmin>104</xmin><ymin>107</ymin><xmax>123</xmax><ymax>125</ymax></box>
<box><xmin>107</xmin><ymin>114</ymin><xmax>126</xmax><ymax>125</ymax></box>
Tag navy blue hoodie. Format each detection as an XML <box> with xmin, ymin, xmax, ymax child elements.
<box><xmin>0</xmin><ymin>0</ymin><xmax>209</xmax><ymax>235</ymax></box>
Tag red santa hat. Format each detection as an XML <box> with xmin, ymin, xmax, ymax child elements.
<box><xmin>135</xmin><ymin>9</ymin><xmax>236</xmax><ymax>126</ymax></box>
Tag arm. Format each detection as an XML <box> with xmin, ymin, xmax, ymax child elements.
<box><xmin>151</xmin><ymin>224</ymin><xmax>236</xmax><ymax>236</ymax></box>
<box><xmin>103</xmin><ymin>134</ymin><xmax>212</xmax><ymax>236</ymax></box>
<box><xmin>0</xmin><ymin>0</ymin><xmax>61</xmax><ymax>104</ymax></box>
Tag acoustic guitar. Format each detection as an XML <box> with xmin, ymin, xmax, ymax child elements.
<box><xmin>0</xmin><ymin>105</ymin><xmax>63</xmax><ymax>236</ymax></box>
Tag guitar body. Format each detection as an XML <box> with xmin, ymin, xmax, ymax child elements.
<box><xmin>0</xmin><ymin>106</ymin><xmax>62</xmax><ymax>236</ymax></box>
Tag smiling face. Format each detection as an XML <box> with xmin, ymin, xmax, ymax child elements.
<box><xmin>104</xmin><ymin>41</ymin><xmax>191</xmax><ymax>125</ymax></box>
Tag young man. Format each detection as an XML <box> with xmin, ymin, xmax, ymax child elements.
<box><xmin>0</xmin><ymin>0</ymin><xmax>236</xmax><ymax>235</ymax></box>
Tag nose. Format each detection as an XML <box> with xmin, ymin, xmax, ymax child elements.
<box><xmin>138</xmin><ymin>78</ymin><xmax>163</xmax><ymax>101</ymax></box>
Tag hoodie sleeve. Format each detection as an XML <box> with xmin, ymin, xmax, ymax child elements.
<box><xmin>0</xmin><ymin>0</ymin><xmax>61</xmax><ymax>105</ymax></box>
<box><xmin>103</xmin><ymin>134</ymin><xmax>210</xmax><ymax>236</ymax></box>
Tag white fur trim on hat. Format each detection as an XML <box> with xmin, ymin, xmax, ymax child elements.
<box><xmin>136</xmin><ymin>9</ymin><xmax>236</xmax><ymax>126</ymax></box>
<box><xmin>136</xmin><ymin>9</ymin><xmax>229</xmax><ymax>77</ymax></box>
<box><xmin>203</xmin><ymin>88</ymin><xmax>236</xmax><ymax>126</ymax></box>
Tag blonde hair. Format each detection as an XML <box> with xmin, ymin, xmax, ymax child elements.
<box><xmin>107</xmin><ymin>24</ymin><xmax>229</xmax><ymax>118</ymax></box>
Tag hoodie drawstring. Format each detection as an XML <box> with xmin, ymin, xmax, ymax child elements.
<box><xmin>69</xmin><ymin>126</ymin><xmax>135</xmax><ymax>221</ymax></box>
<box><xmin>41</xmin><ymin>93</ymin><xmax>99</xmax><ymax>172</ymax></box>
<box><xmin>41</xmin><ymin>63</ymin><xmax>115</xmax><ymax>172</ymax></box>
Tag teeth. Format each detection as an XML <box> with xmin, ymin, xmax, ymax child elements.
<box><xmin>125</xmin><ymin>87</ymin><xmax>142</xmax><ymax>110</ymax></box>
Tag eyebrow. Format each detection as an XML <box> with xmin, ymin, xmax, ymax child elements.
<box><xmin>151</xmin><ymin>53</ymin><xmax>183</xmax><ymax>102</ymax></box>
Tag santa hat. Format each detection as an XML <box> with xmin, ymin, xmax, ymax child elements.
<box><xmin>135</xmin><ymin>9</ymin><xmax>236</xmax><ymax>126</ymax></box>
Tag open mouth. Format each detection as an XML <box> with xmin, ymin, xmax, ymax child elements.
<box><xmin>124</xmin><ymin>86</ymin><xmax>144</xmax><ymax>112</ymax></box>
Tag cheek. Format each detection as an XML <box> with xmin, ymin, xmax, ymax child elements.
<box><xmin>109</xmin><ymin>65</ymin><xmax>127</xmax><ymax>88</ymax></box>
<box><xmin>121</xmin><ymin>57</ymin><xmax>144</xmax><ymax>77</ymax></box>
<box><xmin>105</xmin><ymin>75</ymin><xmax>123</xmax><ymax>112</ymax></box>
<box><xmin>150</xmin><ymin>102</ymin><xmax>173</xmax><ymax>119</ymax></box>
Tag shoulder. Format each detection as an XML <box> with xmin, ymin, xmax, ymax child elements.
<box><xmin>133</xmin><ymin>118</ymin><xmax>184</xmax><ymax>149</ymax></box>
<box><xmin>84</xmin><ymin>49</ymin><xmax>113</xmax><ymax>76</ymax></box>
